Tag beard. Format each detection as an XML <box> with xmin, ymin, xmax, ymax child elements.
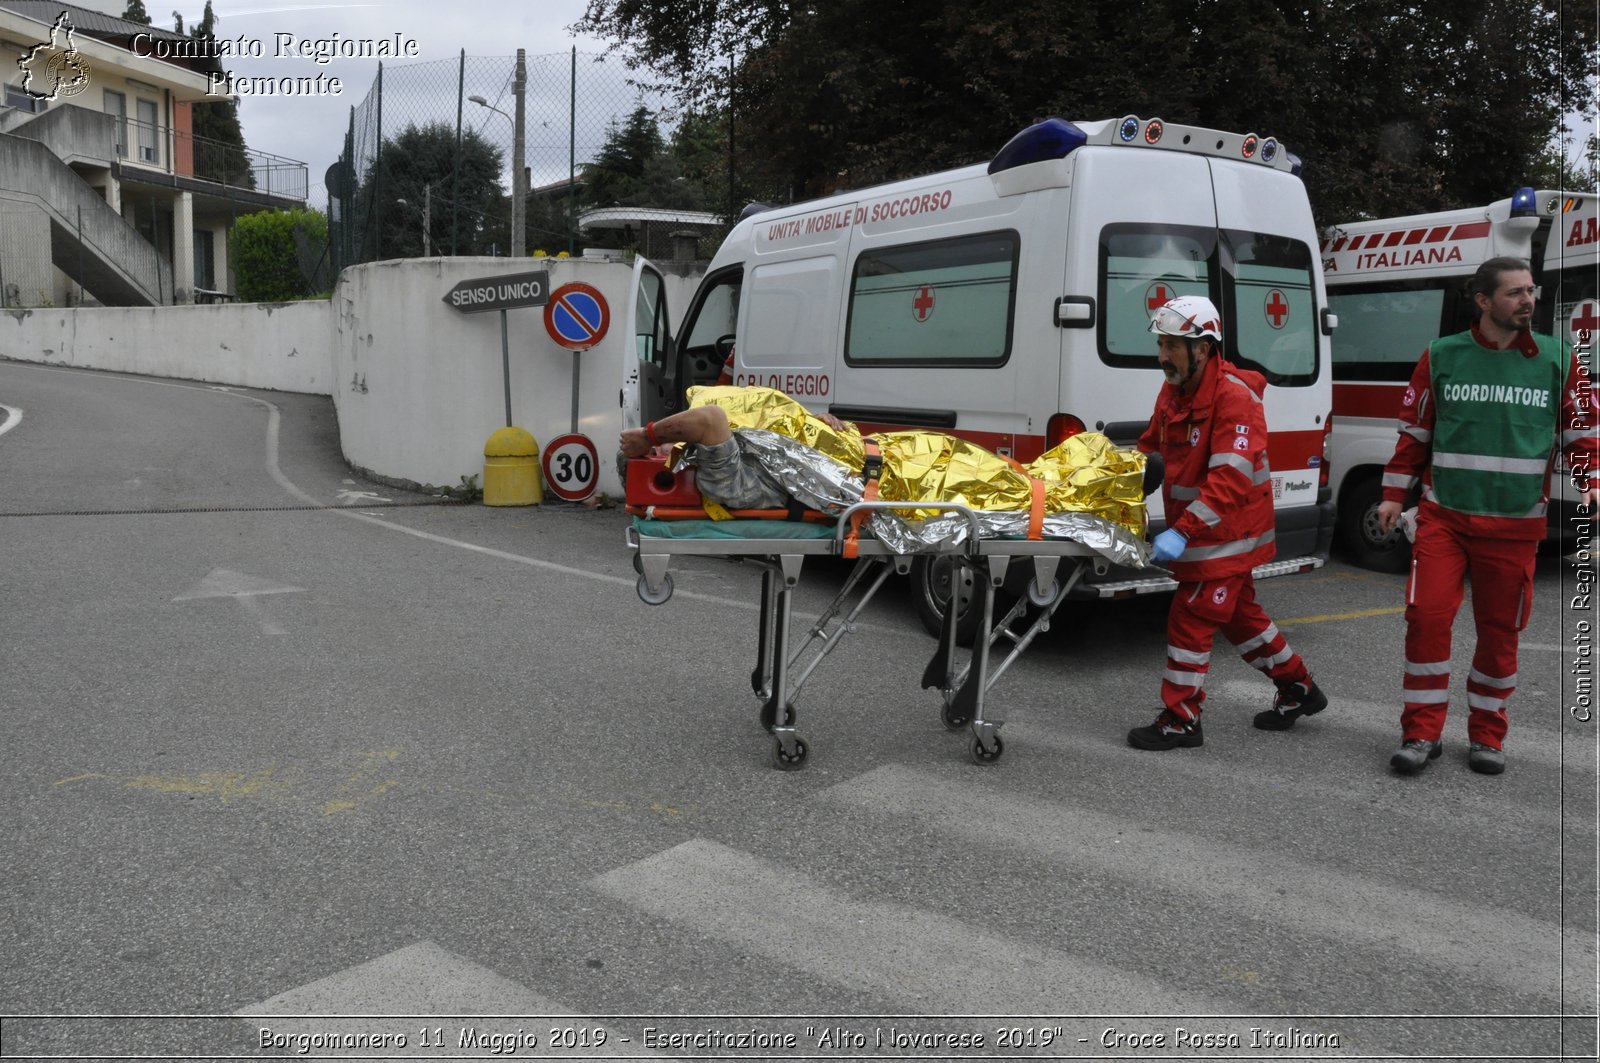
<box><xmin>1160</xmin><ymin>363</ymin><xmax>1185</xmax><ymax>386</ymax></box>
<box><xmin>1489</xmin><ymin>306</ymin><xmax>1532</xmax><ymax>333</ymax></box>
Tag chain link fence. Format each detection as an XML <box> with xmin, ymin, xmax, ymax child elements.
<box><xmin>329</xmin><ymin>51</ymin><xmax>725</xmax><ymax>271</ymax></box>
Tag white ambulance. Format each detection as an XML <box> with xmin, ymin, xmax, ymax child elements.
<box><xmin>624</xmin><ymin>115</ymin><xmax>1336</xmax><ymax>633</ymax></box>
<box><xmin>1321</xmin><ymin>188</ymin><xmax>1598</xmax><ymax>571</ymax></box>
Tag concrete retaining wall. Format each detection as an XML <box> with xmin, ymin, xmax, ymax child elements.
<box><xmin>0</xmin><ymin>299</ymin><xmax>332</xmax><ymax>393</ymax></box>
<box><xmin>0</xmin><ymin>256</ymin><xmax>706</xmax><ymax>499</ymax></box>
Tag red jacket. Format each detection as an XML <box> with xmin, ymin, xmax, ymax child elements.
<box><xmin>1381</xmin><ymin>324</ymin><xmax>1596</xmax><ymax>540</ymax></box>
<box><xmin>1138</xmin><ymin>354</ymin><xmax>1277</xmax><ymax>580</ymax></box>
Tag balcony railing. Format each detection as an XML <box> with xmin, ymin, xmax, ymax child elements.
<box><xmin>9</xmin><ymin>105</ymin><xmax>307</xmax><ymax>202</ymax></box>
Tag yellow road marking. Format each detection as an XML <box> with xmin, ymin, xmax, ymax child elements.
<box><xmin>1278</xmin><ymin>605</ymin><xmax>1406</xmax><ymax>627</ymax></box>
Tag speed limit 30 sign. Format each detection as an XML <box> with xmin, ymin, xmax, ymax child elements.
<box><xmin>541</xmin><ymin>433</ymin><xmax>600</xmax><ymax>502</ymax></box>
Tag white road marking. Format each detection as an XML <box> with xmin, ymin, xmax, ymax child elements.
<box><xmin>0</xmin><ymin>403</ymin><xmax>21</xmax><ymax>437</ymax></box>
<box><xmin>591</xmin><ymin>837</ymin><xmax>1228</xmax><ymax>1015</ymax></box>
<box><xmin>814</xmin><ymin>764</ymin><xmax>1589</xmax><ymax>1005</ymax></box>
<box><xmin>174</xmin><ymin>569</ymin><xmax>304</xmax><ymax>636</ymax></box>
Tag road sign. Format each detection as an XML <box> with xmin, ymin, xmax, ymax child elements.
<box><xmin>541</xmin><ymin>432</ymin><xmax>599</xmax><ymax>502</ymax></box>
<box><xmin>544</xmin><ymin>282</ymin><xmax>610</xmax><ymax>351</ymax></box>
<box><xmin>442</xmin><ymin>270</ymin><xmax>550</xmax><ymax>314</ymax></box>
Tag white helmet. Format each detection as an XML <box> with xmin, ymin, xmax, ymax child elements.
<box><xmin>1148</xmin><ymin>294</ymin><xmax>1223</xmax><ymax>341</ymax></box>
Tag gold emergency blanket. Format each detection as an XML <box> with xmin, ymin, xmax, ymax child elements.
<box><xmin>672</xmin><ymin>387</ymin><xmax>1149</xmax><ymax>567</ymax></box>
<box><xmin>686</xmin><ymin>385</ymin><xmax>864</xmax><ymax>472</ymax></box>
<box><xmin>875</xmin><ymin>431</ymin><xmax>1146</xmax><ymax>540</ymax></box>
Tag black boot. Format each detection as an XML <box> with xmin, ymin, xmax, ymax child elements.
<box><xmin>1253</xmin><ymin>678</ymin><xmax>1328</xmax><ymax>731</ymax></box>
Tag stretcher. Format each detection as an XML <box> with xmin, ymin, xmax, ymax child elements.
<box><xmin>627</xmin><ymin>500</ymin><xmax>1113</xmax><ymax>770</ymax></box>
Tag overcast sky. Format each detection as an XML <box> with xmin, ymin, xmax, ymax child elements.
<box><xmin>76</xmin><ymin>0</ymin><xmax>624</xmax><ymax>202</ymax></box>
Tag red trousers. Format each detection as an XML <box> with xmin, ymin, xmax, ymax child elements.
<box><xmin>1161</xmin><ymin>573</ymin><xmax>1310</xmax><ymax>721</ymax></box>
<box><xmin>1402</xmin><ymin>514</ymin><xmax>1537</xmax><ymax>748</ymax></box>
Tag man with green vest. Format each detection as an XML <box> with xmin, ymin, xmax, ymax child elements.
<box><xmin>1377</xmin><ymin>256</ymin><xmax>1597</xmax><ymax>776</ymax></box>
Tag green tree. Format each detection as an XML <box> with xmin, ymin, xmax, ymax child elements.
<box><xmin>229</xmin><ymin>208</ymin><xmax>327</xmax><ymax>301</ymax></box>
<box><xmin>578</xmin><ymin>0</ymin><xmax>1598</xmax><ymax>220</ymax></box>
<box><xmin>357</xmin><ymin>121</ymin><xmax>508</xmax><ymax>258</ymax></box>
<box><xmin>188</xmin><ymin>2</ymin><xmax>253</xmax><ymax>188</ymax></box>
<box><xmin>120</xmin><ymin>1</ymin><xmax>152</xmax><ymax>25</ymax></box>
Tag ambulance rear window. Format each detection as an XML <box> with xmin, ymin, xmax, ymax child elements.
<box><xmin>1223</xmin><ymin>230</ymin><xmax>1318</xmax><ymax>386</ymax></box>
<box><xmin>1099</xmin><ymin>226</ymin><xmax>1214</xmax><ymax>363</ymax></box>
<box><xmin>844</xmin><ymin>232</ymin><xmax>1019</xmax><ymax>366</ymax></box>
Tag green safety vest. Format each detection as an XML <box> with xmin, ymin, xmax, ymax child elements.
<box><xmin>1428</xmin><ymin>330</ymin><xmax>1567</xmax><ymax>517</ymax></box>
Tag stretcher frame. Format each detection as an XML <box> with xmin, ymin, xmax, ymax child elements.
<box><xmin>626</xmin><ymin>501</ymin><xmax>1111</xmax><ymax>770</ymax></box>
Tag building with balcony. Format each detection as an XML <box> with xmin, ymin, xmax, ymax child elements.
<box><xmin>0</xmin><ymin>1</ymin><xmax>308</xmax><ymax>306</ymax></box>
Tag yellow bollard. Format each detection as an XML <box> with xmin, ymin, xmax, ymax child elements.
<box><xmin>482</xmin><ymin>426</ymin><xmax>543</xmax><ymax>506</ymax></box>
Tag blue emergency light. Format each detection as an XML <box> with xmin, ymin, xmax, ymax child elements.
<box><xmin>987</xmin><ymin>118</ymin><xmax>1090</xmax><ymax>175</ymax></box>
<box><xmin>1509</xmin><ymin>186</ymin><xmax>1537</xmax><ymax>217</ymax></box>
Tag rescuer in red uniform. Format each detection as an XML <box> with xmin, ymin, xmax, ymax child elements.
<box><xmin>1377</xmin><ymin>256</ymin><xmax>1597</xmax><ymax>776</ymax></box>
<box><xmin>1127</xmin><ymin>295</ymin><xmax>1328</xmax><ymax>751</ymax></box>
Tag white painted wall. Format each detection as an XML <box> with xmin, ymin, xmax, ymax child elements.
<box><xmin>330</xmin><ymin>257</ymin><xmax>702</xmax><ymax>497</ymax></box>
<box><xmin>0</xmin><ymin>256</ymin><xmax>707</xmax><ymax>499</ymax></box>
<box><xmin>0</xmin><ymin>300</ymin><xmax>331</xmax><ymax>393</ymax></box>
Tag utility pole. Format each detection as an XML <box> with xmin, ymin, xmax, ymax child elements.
<box><xmin>423</xmin><ymin>183</ymin><xmax>432</xmax><ymax>257</ymax></box>
<box><xmin>512</xmin><ymin>49</ymin><xmax>526</xmax><ymax>258</ymax></box>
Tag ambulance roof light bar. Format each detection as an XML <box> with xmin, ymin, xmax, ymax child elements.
<box><xmin>1509</xmin><ymin>186</ymin><xmax>1538</xmax><ymax>218</ymax></box>
<box><xmin>989</xmin><ymin>116</ymin><xmax>1301</xmax><ymax>176</ymax></box>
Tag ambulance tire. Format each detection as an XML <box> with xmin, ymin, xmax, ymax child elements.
<box><xmin>1338</xmin><ymin>474</ymin><xmax>1411</xmax><ymax>574</ymax></box>
<box><xmin>912</xmin><ymin>556</ymin><xmax>1012</xmax><ymax>646</ymax></box>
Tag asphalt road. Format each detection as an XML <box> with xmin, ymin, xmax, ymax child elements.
<box><xmin>0</xmin><ymin>359</ymin><xmax>1595</xmax><ymax>1062</ymax></box>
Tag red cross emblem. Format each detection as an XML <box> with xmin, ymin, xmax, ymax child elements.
<box><xmin>1570</xmin><ymin>301</ymin><xmax>1600</xmax><ymax>343</ymax></box>
<box><xmin>913</xmin><ymin>286</ymin><xmax>935</xmax><ymax>322</ymax></box>
<box><xmin>1265</xmin><ymin>289</ymin><xmax>1290</xmax><ymax>329</ymax></box>
<box><xmin>1145</xmin><ymin>282</ymin><xmax>1172</xmax><ymax>312</ymax></box>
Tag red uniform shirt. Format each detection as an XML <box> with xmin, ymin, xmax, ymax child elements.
<box><xmin>1138</xmin><ymin>354</ymin><xmax>1277</xmax><ymax>580</ymax></box>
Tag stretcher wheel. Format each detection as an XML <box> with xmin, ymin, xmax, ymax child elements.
<box><xmin>631</xmin><ymin>552</ymin><xmax>643</xmax><ymax>574</ymax></box>
<box><xmin>759</xmin><ymin>700</ymin><xmax>796</xmax><ymax>732</ymax></box>
<box><xmin>1025</xmin><ymin>579</ymin><xmax>1059</xmax><ymax>608</ymax></box>
<box><xmin>970</xmin><ymin>733</ymin><xmax>1004</xmax><ymax>764</ymax></box>
<box><xmin>636</xmin><ymin>572</ymin><xmax>674</xmax><ymax>605</ymax></box>
<box><xmin>772</xmin><ymin>735</ymin><xmax>809</xmax><ymax>770</ymax></box>
<box><xmin>941</xmin><ymin>701</ymin><xmax>969</xmax><ymax>731</ymax></box>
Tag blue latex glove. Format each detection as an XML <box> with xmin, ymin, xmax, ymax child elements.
<box><xmin>1151</xmin><ymin>528</ymin><xmax>1187</xmax><ymax>564</ymax></box>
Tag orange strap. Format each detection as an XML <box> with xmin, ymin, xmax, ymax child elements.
<box><xmin>999</xmin><ymin>455</ymin><xmax>1048</xmax><ymax>540</ymax></box>
<box><xmin>1027</xmin><ymin>477</ymin><xmax>1047</xmax><ymax>540</ymax></box>
<box><xmin>842</xmin><ymin>440</ymin><xmax>883</xmax><ymax>560</ymax></box>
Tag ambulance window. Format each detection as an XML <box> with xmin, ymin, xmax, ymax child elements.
<box><xmin>1324</xmin><ymin>285</ymin><xmax>1446</xmax><ymax>381</ymax></box>
<box><xmin>1099</xmin><ymin>226</ymin><xmax>1214</xmax><ymax>366</ymax></box>
<box><xmin>1223</xmin><ymin>230</ymin><xmax>1317</xmax><ymax>386</ymax></box>
<box><xmin>844</xmin><ymin>232</ymin><xmax>1018</xmax><ymax>366</ymax></box>
<box><xmin>634</xmin><ymin>268</ymin><xmax>669</xmax><ymax>369</ymax></box>
<box><xmin>678</xmin><ymin>266</ymin><xmax>743</xmax><ymax>384</ymax></box>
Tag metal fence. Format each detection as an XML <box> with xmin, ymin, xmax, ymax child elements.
<box><xmin>330</xmin><ymin>51</ymin><xmax>716</xmax><ymax>271</ymax></box>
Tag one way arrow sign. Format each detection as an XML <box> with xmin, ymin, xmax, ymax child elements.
<box><xmin>442</xmin><ymin>270</ymin><xmax>550</xmax><ymax>314</ymax></box>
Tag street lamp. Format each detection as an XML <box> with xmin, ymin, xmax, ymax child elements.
<box><xmin>469</xmin><ymin>91</ymin><xmax>525</xmax><ymax>257</ymax></box>
<box><xmin>395</xmin><ymin>183</ymin><xmax>432</xmax><ymax>256</ymax></box>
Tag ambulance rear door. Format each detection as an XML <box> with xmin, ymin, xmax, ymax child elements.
<box><xmin>1066</xmin><ymin>145</ymin><xmax>1223</xmax><ymax>524</ymax></box>
<box><xmin>1210</xmin><ymin>156</ymin><xmax>1331</xmax><ymax>562</ymax></box>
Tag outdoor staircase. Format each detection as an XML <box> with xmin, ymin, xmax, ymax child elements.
<box><xmin>0</xmin><ymin>123</ymin><xmax>168</xmax><ymax>306</ymax></box>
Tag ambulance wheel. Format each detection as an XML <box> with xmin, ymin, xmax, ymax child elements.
<box><xmin>970</xmin><ymin>733</ymin><xmax>1004</xmax><ymax>764</ymax></box>
<box><xmin>912</xmin><ymin>556</ymin><xmax>987</xmax><ymax>646</ymax></box>
<box><xmin>1337</xmin><ymin>474</ymin><xmax>1410</xmax><ymax>574</ymax></box>
<box><xmin>636</xmin><ymin>572</ymin><xmax>674</xmax><ymax>605</ymax></box>
<box><xmin>772</xmin><ymin>735</ymin><xmax>809</xmax><ymax>770</ymax></box>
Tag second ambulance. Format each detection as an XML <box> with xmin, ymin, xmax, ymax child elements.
<box><xmin>1321</xmin><ymin>188</ymin><xmax>1598</xmax><ymax>570</ymax></box>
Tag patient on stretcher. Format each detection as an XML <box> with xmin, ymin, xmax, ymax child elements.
<box><xmin>620</xmin><ymin>400</ymin><xmax>854</xmax><ymax>510</ymax></box>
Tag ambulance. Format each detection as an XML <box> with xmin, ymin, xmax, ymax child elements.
<box><xmin>623</xmin><ymin>115</ymin><xmax>1336</xmax><ymax>634</ymax></box>
<box><xmin>1320</xmin><ymin>188</ymin><xmax>1598</xmax><ymax>571</ymax></box>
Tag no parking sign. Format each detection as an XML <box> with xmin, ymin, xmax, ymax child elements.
<box><xmin>541</xmin><ymin>432</ymin><xmax>600</xmax><ymax>502</ymax></box>
<box><xmin>544</xmin><ymin>283</ymin><xmax>610</xmax><ymax>351</ymax></box>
